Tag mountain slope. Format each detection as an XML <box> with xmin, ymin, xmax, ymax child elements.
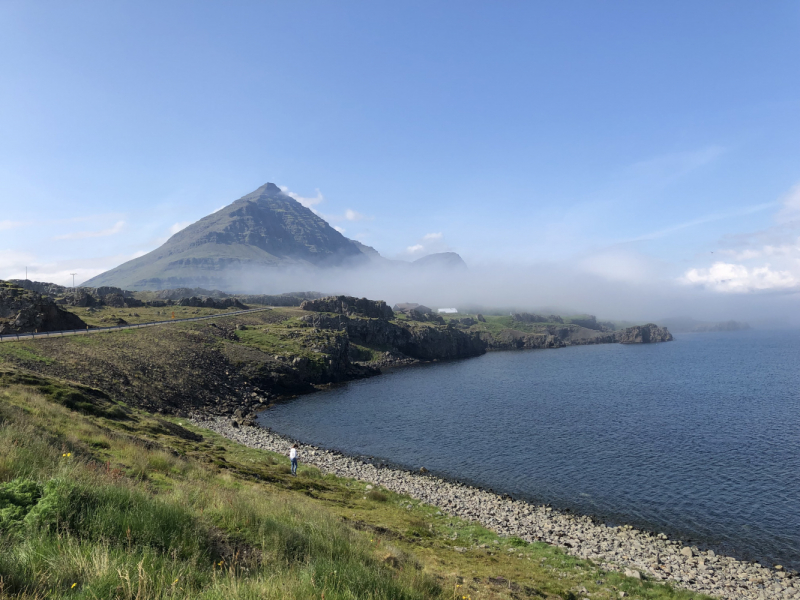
<box><xmin>83</xmin><ymin>183</ymin><xmax>366</xmax><ymax>290</ymax></box>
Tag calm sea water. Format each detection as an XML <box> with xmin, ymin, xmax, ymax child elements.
<box><xmin>258</xmin><ymin>329</ymin><xmax>800</xmax><ymax>569</ymax></box>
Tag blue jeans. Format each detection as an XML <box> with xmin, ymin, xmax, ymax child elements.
<box><xmin>291</xmin><ymin>458</ymin><xmax>298</xmax><ymax>475</ymax></box>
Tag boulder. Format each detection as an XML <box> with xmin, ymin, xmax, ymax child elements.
<box><xmin>0</xmin><ymin>282</ymin><xmax>88</xmax><ymax>334</ymax></box>
<box><xmin>176</xmin><ymin>296</ymin><xmax>247</xmax><ymax>309</ymax></box>
<box><xmin>66</xmin><ymin>290</ymin><xmax>99</xmax><ymax>308</ymax></box>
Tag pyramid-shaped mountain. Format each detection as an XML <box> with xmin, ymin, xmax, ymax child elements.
<box><xmin>83</xmin><ymin>183</ymin><xmax>369</xmax><ymax>290</ymax></box>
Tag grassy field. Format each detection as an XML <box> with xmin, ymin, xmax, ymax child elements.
<box><xmin>60</xmin><ymin>304</ymin><xmax>259</xmax><ymax>328</ymax></box>
<box><xmin>0</xmin><ymin>367</ymin><xmax>714</xmax><ymax>600</ymax></box>
<box><xmin>439</xmin><ymin>314</ymin><xmax>570</xmax><ymax>336</ymax></box>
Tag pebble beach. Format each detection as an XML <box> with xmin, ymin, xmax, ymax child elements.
<box><xmin>192</xmin><ymin>416</ymin><xmax>798</xmax><ymax>600</ymax></box>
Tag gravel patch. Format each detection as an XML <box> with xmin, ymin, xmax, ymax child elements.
<box><xmin>192</xmin><ymin>417</ymin><xmax>798</xmax><ymax>600</ymax></box>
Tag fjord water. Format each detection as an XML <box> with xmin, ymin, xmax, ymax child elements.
<box><xmin>259</xmin><ymin>329</ymin><xmax>800</xmax><ymax>569</ymax></box>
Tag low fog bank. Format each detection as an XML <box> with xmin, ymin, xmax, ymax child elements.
<box><xmin>224</xmin><ymin>262</ymin><xmax>800</xmax><ymax>327</ymax></box>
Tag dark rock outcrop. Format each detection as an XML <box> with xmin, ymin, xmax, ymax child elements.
<box><xmin>176</xmin><ymin>297</ymin><xmax>247</xmax><ymax>310</ymax></box>
<box><xmin>232</xmin><ymin>292</ymin><xmax>324</xmax><ymax>307</ymax></box>
<box><xmin>67</xmin><ymin>290</ymin><xmax>100</xmax><ymax>308</ymax></box>
<box><xmin>0</xmin><ymin>282</ymin><xmax>88</xmax><ymax>334</ymax></box>
<box><xmin>483</xmin><ymin>322</ymin><xmax>673</xmax><ymax>349</ymax></box>
<box><xmin>409</xmin><ymin>309</ymin><xmax>444</xmax><ymax>324</ymax></box>
<box><xmin>301</xmin><ymin>296</ymin><xmax>394</xmax><ymax>320</ymax></box>
<box><xmin>300</xmin><ymin>312</ymin><xmax>486</xmax><ymax>361</ymax></box>
<box><xmin>616</xmin><ymin>324</ymin><xmax>673</xmax><ymax>343</ymax></box>
<box><xmin>393</xmin><ymin>303</ymin><xmax>432</xmax><ymax>315</ymax></box>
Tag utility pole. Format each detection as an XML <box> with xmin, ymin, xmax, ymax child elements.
<box><xmin>25</xmin><ymin>266</ymin><xmax>27</xmax><ymax>281</ymax></box>
<box><xmin>70</xmin><ymin>273</ymin><xmax>77</xmax><ymax>292</ymax></box>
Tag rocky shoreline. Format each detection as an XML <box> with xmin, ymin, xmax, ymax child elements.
<box><xmin>191</xmin><ymin>416</ymin><xmax>797</xmax><ymax>600</ymax></box>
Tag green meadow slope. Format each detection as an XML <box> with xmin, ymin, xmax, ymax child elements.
<box><xmin>0</xmin><ymin>367</ymin><xmax>712</xmax><ymax>600</ymax></box>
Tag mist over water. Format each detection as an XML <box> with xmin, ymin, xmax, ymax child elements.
<box><xmin>231</xmin><ymin>261</ymin><xmax>800</xmax><ymax>325</ymax></box>
<box><xmin>260</xmin><ymin>329</ymin><xmax>800</xmax><ymax>569</ymax></box>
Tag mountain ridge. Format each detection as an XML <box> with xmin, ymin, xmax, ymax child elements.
<box><xmin>84</xmin><ymin>183</ymin><xmax>465</xmax><ymax>291</ymax></box>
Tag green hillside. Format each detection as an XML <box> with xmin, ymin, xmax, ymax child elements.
<box><xmin>0</xmin><ymin>367</ymin><xmax>711</xmax><ymax>600</ymax></box>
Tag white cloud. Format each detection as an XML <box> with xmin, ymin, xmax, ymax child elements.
<box><xmin>423</xmin><ymin>232</ymin><xmax>443</xmax><ymax>241</ymax></box>
<box><xmin>344</xmin><ymin>209</ymin><xmax>370</xmax><ymax>221</ymax></box>
<box><xmin>54</xmin><ymin>220</ymin><xmax>125</xmax><ymax>240</ymax></box>
<box><xmin>680</xmin><ymin>183</ymin><xmax>800</xmax><ymax>293</ymax></box>
<box><xmin>681</xmin><ymin>262</ymin><xmax>799</xmax><ymax>293</ymax></box>
<box><xmin>131</xmin><ymin>250</ymin><xmax>148</xmax><ymax>259</ymax></box>
<box><xmin>719</xmin><ymin>239</ymin><xmax>800</xmax><ymax>262</ymax></box>
<box><xmin>0</xmin><ymin>220</ymin><xmax>24</xmax><ymax>231</ymax></box>
<box><xmin>333</xmin><ymin>225</ymin><xmax>346</xmax><ymax>234</ymax></box>
<box><xmin>406</xmin><ymin>244</ymin><xmax>425</xmax><ymax>254</ymax></box>
<box><xmin>776</xmin><ymin>183</ymin><xmax>800</xmax><ymax>224</ymax></box>
<box><xmin>280</xmin><ymin>186</ymin><xmax>325</xmax><ymax>209</ymax></box>
<box><xmin>169</xmin><ymin>221</ymin><xmax>192</xmax><ymax>235</ymax></box>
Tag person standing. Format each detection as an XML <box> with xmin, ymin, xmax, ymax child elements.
<box><xmin>289</xmin><ymin>444</ymin><xmax>298</xmax><ymax>476</ymax></box>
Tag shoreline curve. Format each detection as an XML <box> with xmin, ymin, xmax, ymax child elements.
<box><xmin>190</xmin><ymin>416</ymin><xmax>796</xmax><ymax>600</ymax></box>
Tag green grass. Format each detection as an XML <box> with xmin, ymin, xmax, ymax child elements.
<box><xmin>60</xmin><ymin>305</ymin><xmax>241</xmax><ymax>328</ymax></box>
<box><xmin>349</xmin><ymin>344</ymin><xmax>388</xmax><ymax>362</ymax></box>
<box><xmin>235</xmin><ymin>323</ymin><xmax>345</xmax><ymax>371</ymax></box>
<box><xmin>0</xmin><ymin>369</ymin><xmax>715</xmax><ymax>600</ymax></box>
<box><xmin>436</xmin><ymin>314</ymin><xmax>568</xmax><ymax>336</ymax></box>
<box><xmin>0</xmin><ymin>344</ymin><xmax>54</xmax><ymax>365</ymax></box>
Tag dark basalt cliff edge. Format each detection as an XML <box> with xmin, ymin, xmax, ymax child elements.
<box><xmin>617</xmin><ymin>324</ymin><xmax>673</xmax><ymax>344</ymax></box>
<box><xmin>0</xmin><ymin>282</ymin><xmax>87</xmax><ymax>334</ymax></box>
<box><xmin>300</xmin><ymin>296</ymin><xmax>487</xmax><ymax>361</ymax></box>
<box><xmin>301</xmin><ymin>312</ymin><xmax>487</xmax><ymax>361</ymax></box>
<box><xmin>300</xmin><ymin>295</ymin><xmax>394</xmax><ymax>320</ymax></box>
<box><xmin>0</xmin><ymin>291</ymin><xmax>672</xmax><ymax>421</ymax></box>
<box><xmin>0</xmin><ymin>296</ymin><xmax>485</xmax><ymax>419</ymax></box>
<box><xmin>479</xmin><ymin>322</ymin><xmax>672</xmax><ymax>350</ymax></box>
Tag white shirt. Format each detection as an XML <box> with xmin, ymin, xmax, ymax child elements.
<box><xmin>289</xmin><ymin>448</ymin><xmax>297</xmax><ymax>460</ymax></box>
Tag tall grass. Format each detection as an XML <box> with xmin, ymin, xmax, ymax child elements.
<box><xmin>0</xmin><ymin>386</ymin><xmax>440</xmax><ymax>600</ymax></box>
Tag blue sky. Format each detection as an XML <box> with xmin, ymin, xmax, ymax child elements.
<box><xmin>1</xmin><ymin>2</ymin><xmax>799</xmax><ymax>313</ymax></box>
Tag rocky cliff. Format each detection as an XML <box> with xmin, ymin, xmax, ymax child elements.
<box><xmin>454</xmin><ymin>319</ymin><xmax>673</xmax><ymax>350</ymax></box>
<box><xmin>301</xmin><ymin>296</ymin><xmax>486</xmax><ymax>361</ymax></box>
<box><xmin>300</xmin><ymin>295</ymin><xmax>394</xmax><ymax>320</ymax></box>
<box><xmin>616</xmin><ymin>323</ymin><xmax>673</xmax><ymax>343</ymax></box>
<box><xmin>0</xmin><ymin>282</ymin><xmax>87</xmax><ymax>334</ymax></box>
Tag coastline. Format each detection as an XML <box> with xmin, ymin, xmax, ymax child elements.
<box><xmin>191</xmin><ymin>416</ymin><xmax>797</xmax><ymax>600</ymax></box>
